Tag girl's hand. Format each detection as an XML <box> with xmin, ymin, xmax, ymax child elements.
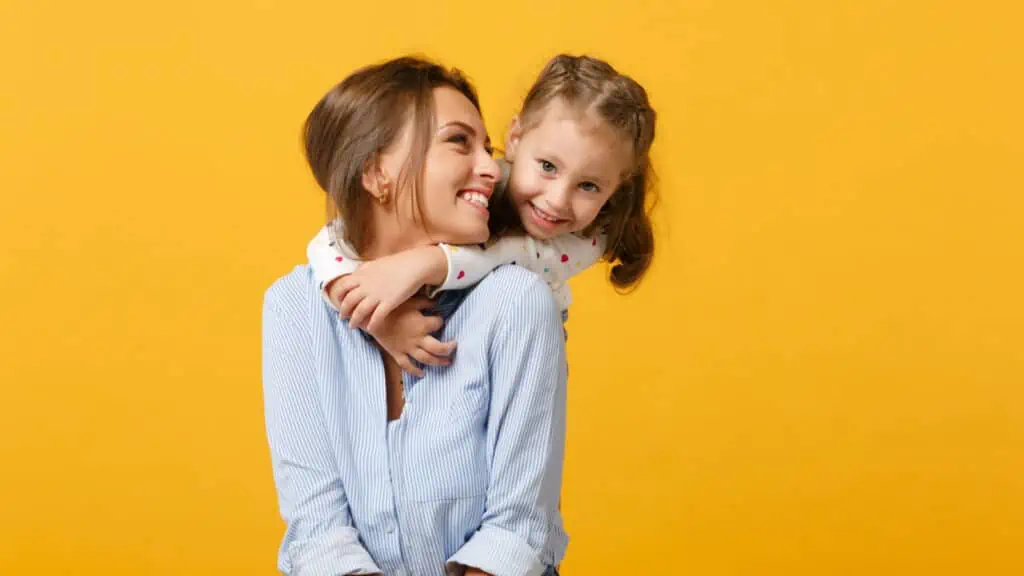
<box><xmin>328</xmin><ymin>246</ymin><xmax>447</xmax><ymax>333</ymax></box>
<box><xmin>369</xmin><ymin>298</ymin><xmax>456</xmax><ymax>377</ymax></box>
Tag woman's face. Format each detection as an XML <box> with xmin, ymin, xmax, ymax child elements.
<box><xmin>376</xmin><ymin>86</ymin><xmax>500</xmax><ymax>246</ymax></box>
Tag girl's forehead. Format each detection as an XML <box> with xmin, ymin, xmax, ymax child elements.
<box><xmin>528</xmin><ymin>98</ymin><xmax>591</xmax><ymax>127</ymax></box>
<box><xmin>531</xmin><ymin>109</ymin><xmax>633</xmax><ymax>160</ymax></box>
<box><xmin>529</xmin><ymin>99</ymin><xmax>626</xmax><ymax>144</ymax></box>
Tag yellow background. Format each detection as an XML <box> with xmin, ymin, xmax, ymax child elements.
<box><xmin>2</xmin><ymin>0</ymin><xmax>1022</xmax><ymax>574</ymax></box>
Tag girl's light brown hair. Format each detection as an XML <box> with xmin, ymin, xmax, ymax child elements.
<box><xmin>303</xmin><ymin>56</ymin><xmax>481</xmax><ymax>255</ymax></box>
<box><xmin>514</xmin><ymin>54</ymin><xmax>658</xmax><ymax>289</ymax></box>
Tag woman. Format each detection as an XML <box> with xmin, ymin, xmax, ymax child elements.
<box><xmin>262</xmin><ymin>57</ymin><xmax>568</xmax><ymax>576</ymax></box>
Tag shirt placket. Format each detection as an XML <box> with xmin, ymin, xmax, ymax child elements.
<box><xmin>384</xmin><ymin>416</ymin><xmax>410</xmax><ymax>575</ymax></box>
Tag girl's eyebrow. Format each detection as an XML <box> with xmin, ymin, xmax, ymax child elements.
<box><xmin>536</xmin><ymin>150</ymin><xmax>565</xmax><ymax>167</ymax></box>
<box><xmin>536</xmin><ymin>151</ymin><xmax>611</xmax><ymax>185</ymax></box>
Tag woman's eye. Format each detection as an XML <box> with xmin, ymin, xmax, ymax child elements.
<box><xmin>580</xmin><ymin>181</ymin><xmax>599</xmax><ymax>193</ymax></box>
<box><xmin>448</xmin><ymin>134</ymin><xmax>469</xmax><ymax>146</ymax></box>
<box><xmin>539</xmin><ymin>160</ymin><xmax>556</xmax><ymax>173</ymax></box>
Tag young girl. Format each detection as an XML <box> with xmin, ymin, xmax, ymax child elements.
<box><xmin>308</xmin><ymin>54</ymin><xmax>657</xmax><ymax>374</ymax></box>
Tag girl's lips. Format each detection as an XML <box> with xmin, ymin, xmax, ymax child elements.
<box><xmin>527</xmin><ymin>202</ymin><xmax>566</xmax><ymax>232</ymax></box>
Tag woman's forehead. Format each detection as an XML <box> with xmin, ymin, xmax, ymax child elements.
<box><xmin>433</xmin><ymin>86</ymin><xmax>484</xmax><ymax>127</ymax></box>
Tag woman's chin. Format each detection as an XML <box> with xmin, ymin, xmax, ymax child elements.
<box><xmin>467</xmin><ymin>229</ymin><xmax>490</xmax><ymax>245</ymax></box>
<box><xmin>446</xmin><ymin>225</ymin><xmax>490</xmax><ymax>247</ymax></box>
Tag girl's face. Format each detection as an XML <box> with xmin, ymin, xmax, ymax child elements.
<box><xmin>374</xmin><ymin>86</ymin><xmax>500</xmax><ymax>246</ymax></box>
<box><xmin>504</xmin><ymin>98</ymin><xmax>634</xmax><ymax>240</ymax></box>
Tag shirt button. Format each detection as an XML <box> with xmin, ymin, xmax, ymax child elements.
<box><xmin>386</xmin><ymin>523</ymin><xmax>395</xmax><ymax>534</ymax></box>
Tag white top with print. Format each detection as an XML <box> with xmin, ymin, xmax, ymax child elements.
<box><xmin>306</xmin><ymin>222</ymin><xmax>607</xmax><ymax>311</ymax></box>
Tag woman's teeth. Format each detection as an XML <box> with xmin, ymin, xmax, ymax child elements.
<box><xmin>460</xmin><ymin>191</ymin><xmax>489</xmax><ymax>209</ymax></box>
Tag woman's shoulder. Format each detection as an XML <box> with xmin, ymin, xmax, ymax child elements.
<box><xmin>263</xmin><ymin>265</ymin><xmax>322</xmax><ymax>322</ymax></box>
<box><xmin>471</xmin><ymin>265</ymin><xmax>561</xmax><ymax>323</ymax></box>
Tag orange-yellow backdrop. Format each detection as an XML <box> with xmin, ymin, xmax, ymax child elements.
<box><xmin>2</xmin><ymin>1</ymin><xmax>1022</xmax><ymax>574</ymax></box>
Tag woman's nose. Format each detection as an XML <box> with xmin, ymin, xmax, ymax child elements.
<box><xmin>476</xmin><ymin>149</ymin><xmax>500</xmax><ymax>182</ymax></box>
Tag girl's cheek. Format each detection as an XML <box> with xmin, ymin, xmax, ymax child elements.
<box><xmin>575</xmin><ymin>204</ymin><xmax>604</xmax><ymax>230</ymax></box>
<box><xmin>512</xmin><ymin>177</ymin><xmax>541</xmax><ymax>203</ymax></box>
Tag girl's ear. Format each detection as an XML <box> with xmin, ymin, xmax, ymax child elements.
<box><xmin>504</xmin><ymin>115</ymin><xmax>523</xmax><ymax>162</ymax></box>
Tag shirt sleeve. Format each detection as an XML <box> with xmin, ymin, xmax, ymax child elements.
<box><xmin>306</xmin><ymin>223</ymin><xmax>364</xmax><ymax>310</ymax></box>
<box><xmin>436</xmin><ymin>232</ymin><xmax>607</xmax><ymax>291</ymax></box>
<box><xmin>262</xmin><ymin>281</ymin><xmax>382</xmax><ymax>576</ymax></box>
<box><xmin>447</xmin><ymin>277</ymin><xmax>569</xmax><ymax>576</ymax></box>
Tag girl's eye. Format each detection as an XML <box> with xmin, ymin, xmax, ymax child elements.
<box><xmin>580</xmin><ymin>181</ymin><xmax>599</xmax><ymax>193</ymax></box>
<box><xmin>539</xmin><ymin>160</ymin><xmax>556</xmax><ymax>173</ymax></box>
<box><xmin>447</xmin><ymin>134</ymin><xmax>469</xmax><ymax>146</ymax></box>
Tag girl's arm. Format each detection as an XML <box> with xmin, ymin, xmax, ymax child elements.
<box><xmin>435</xmin><ymin>232</ymin><xmax>608</xmax><ymax>292</ymax></box>
<box><xmin>308</xmin><ymin>222</ymin><xmax>454</xmax><ymax>372</ymax></box>
<box><xmin>340</xmin><ymin>232</ymin><xmax>608</xmax><ymax>331</ymax></box>
<box><xmin>306</xmin><ymin>223</ymin><xmax>361</xmax><ymax>305</ymax></box>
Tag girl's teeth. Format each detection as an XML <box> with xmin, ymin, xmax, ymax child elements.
<box><xmin>535</xmin><ymin>205</ymin><xmax>558</xmax><ymax>222</ymax></box>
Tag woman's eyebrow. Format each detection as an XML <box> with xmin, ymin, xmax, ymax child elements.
<box><xmin>439</xmin><ymin>120</ymin><xmax>490</xmax><ymax>147</ymax></box>
<box><xmin>439</xmin><ymin>120</ymin><xmax>476</xmax><ymax>135</ymax></box>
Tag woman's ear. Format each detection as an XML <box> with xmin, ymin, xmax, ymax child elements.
<box><xmin>361</xmin><ymin>157</ymin><xmax>380</xmax><ymax>195</ymax></box>
<box><xmin>504</xmin><ymin>115</ymin><xmax>523</xmax><ymax>162</ymax></box>
<box><xmin>361</xmin><ymin>157</ymin><xmax>391</xmax><ymax>203</ymax></box>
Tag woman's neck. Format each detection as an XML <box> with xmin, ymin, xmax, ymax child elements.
<box><xmin>359</xmin><ymin>211</ymin><xmax>431</xmax><ymax>260</ymax></box>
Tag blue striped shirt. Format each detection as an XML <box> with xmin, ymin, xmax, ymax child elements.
<box><xmin>262</xmin><ymin>264</ymin><xmax>569</xmax><ymax>576</ymax></box>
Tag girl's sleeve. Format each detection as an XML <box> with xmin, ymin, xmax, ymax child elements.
<box><xmin>435</xmin><ymin>232</ymin><xmax>608</xmax><ymax>291</ymax></box>
<box><xmin>306</xmin><ymin>222</ymin><xmax>362</xmax><ymax>298</ymax></box>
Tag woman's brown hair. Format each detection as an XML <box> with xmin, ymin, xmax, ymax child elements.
<box><xmin>514</xmin><ymin>54</ymin><xmax>658</xmax><ymax>290</ymax></box>
<box><xmin>303</xmin><ymin>56</ymin><xmax>481</xmax><ymax>255</ymax></box>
